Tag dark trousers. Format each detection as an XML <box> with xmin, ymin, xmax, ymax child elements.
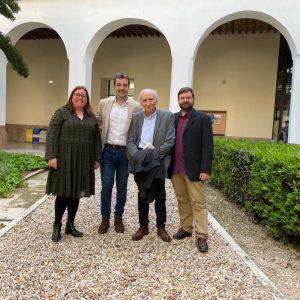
<box><xmin>100</xmin><ymin>146</ymin><xmax>128</xmax><ymax>219</ymax></box>
<box><xmin>138</xmin><ymin>178</ymin><xmax>166</xmax><ymax>228</ymax></box>
<box><xmin>54</xmin><ymin>196</ymin><xmax>80</xmax><ymax>224</ymax></box>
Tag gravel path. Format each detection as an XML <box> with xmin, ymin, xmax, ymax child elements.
<box><xmin>0</xmin><ymin>174</ymin><xmax>279</xmax><ymax>299</ymax></box>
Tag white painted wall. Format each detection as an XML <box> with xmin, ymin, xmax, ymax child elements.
<box><xmin>1</xmin><ymin>0</ymin><xmax>300</xmax><ymax>142</ymax></box>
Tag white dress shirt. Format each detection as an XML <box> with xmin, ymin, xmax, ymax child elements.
<box><xmin>106</xmin><ymin>99</ymin><xmax>129</xmax><ymax>146</ymax></box>
<box><xmin>139</xmin><ymin>110</ymin><xmax>157</xmax><ymax>149</ymax></box>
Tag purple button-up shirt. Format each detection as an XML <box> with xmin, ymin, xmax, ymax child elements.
<box><xmin>174</xmin><ymin>110</ymin><xmax>192</xmax><ymax>175</ymax></box>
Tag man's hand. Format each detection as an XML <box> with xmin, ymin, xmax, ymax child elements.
<box><xmin>48</xmin><ymin>158</ymin><xmax>57</xmax><ymax>170</ymax></box>
<box><xmin>94</xmin><ymin>161</ymin><xmax>100</xmax><ymax>169</ymax></box>
<box><xmin>143</xmin><ymin>143</ymin><xmax>155</xmax><ymax>149</ymax></box>
<box><xmin>199</xmin><ymin>173</ymin><xmax>209</xmax><ymax>181</ymax></box>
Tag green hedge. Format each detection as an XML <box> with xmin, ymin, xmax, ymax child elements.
<box><xmin>211</xmin><ymin>139</ymin><xmax>300</xmax><ymax>243</ymax></box>
<box><xmin>0</xmin><ymin>152</ymin><xmax>47</xmax><ymax>197</ymax></box>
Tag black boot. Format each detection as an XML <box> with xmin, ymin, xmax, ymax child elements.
<box><xmin>65</xmin><ymin>222</ymin><xmax>83</xmax><ymax>237</ymax></box>
<box><xmin>52</xmin><ymin>223</ymin><xmax>61</xmax><ymax>242</ymax></box>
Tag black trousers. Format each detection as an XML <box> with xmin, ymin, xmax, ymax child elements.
<box><xmin>138</xmin><ymin>178</ymin><xmax>166</xmax><ymax>228</ymax></box>
<box><xmin>54</xmin><ymin>196</ymin><xmax>80</xmax><ymax>224</ymax></box>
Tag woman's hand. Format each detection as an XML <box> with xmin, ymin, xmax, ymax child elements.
<box><xmin>94</xmin><ymin>161</ymin><xmax>100</xmax><ymax>169</ymax></box>
<box><xmin>48</xmin><ymin>158</ymin><xmax>58</xmax><ymax>170</ymax></box>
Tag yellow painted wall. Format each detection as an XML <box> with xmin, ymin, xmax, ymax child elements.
<box><xmin>91</xmin><ymin>37</ymin><xmax>172</xmax><ymax>110</ymax></box>
<box><xmin>6</xmin><ymin>37</ymin><xmax>172</xmax><ymax>127</ymax></box>
<box><xmin>193</xmin><ymin>33</ymin><xmax>280</xmax><ymax>139</ymax></box>
<box><xmin>6</xmin><ymin>33</ymin><xmax>280</xmax><ymax>140</ymax></box>
<box><xmin>6</xmin><ymin>39</ymin><xmax>68</xmax><ymax>126</ymax></box>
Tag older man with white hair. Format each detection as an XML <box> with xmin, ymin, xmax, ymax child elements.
<box><xmin>127</xmin><ymin>89</ymin><xmax>175</xmax><ymax>242</ymax></box>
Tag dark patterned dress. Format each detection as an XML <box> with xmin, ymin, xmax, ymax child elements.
<box><xmin>45</xmin><ymin>106</ymin><xmax>101</xmax><ymax>198</ymax></box>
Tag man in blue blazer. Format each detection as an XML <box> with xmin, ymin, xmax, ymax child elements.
<box><xmin>127</xmin><ymin>89</ymin><xmax>175</xmax><ymax>242</ymax></box>
<box><xmin>169</xmin><ymin>87</ymin><xmax>213</xmax><ymax>252</ymax></box>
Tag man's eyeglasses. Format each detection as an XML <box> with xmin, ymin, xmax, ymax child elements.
<box><xmin>74</xmin><ymin>93</ymin><xmax>87</xmax><ymax>99</ymax></box>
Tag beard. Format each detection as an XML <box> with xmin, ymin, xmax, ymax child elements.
<box><xmin>179</xmin><ymin>102</ymin><xmax>193</xmax><ymax>112</ymax></box>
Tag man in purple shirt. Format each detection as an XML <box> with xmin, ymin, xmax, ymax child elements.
<box><xmin>169</xmin><ymin>87</ymin><xmax>213</xmax><ymax>252</ymax></box>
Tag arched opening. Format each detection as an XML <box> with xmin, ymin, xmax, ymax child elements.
<box><xmin>273</xmin><ymin>36</ymin><xmax>292</xmax><ymax>142</ymax></box>
<box><xmin>6</xmin><ymin>27</ymin><xmax>68</xmax><ymax>143</ymax></box>
<box><xmin>193</xmin><ymin>18</ymin><xmax>293</xmax><ymax>139</ymax></box>
<box><xmin>91</xmin><ymin>24</ymin><xmax>172</xmax><ymax>109</ymax></box>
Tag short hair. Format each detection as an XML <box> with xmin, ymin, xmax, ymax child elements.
<box><xmin>114</xmin><ymin>72</ymin><xmax>130</xmax><ymax>87</ymax></box>
<box><xmin>177</xmin><ymin>87</ymin><xmax>195</xmax><ymax>99</ymax></box>
<box><xmin>138</xmin><ymin>88</ymin><xmax>158</xmax><ymax>102</ymax></box>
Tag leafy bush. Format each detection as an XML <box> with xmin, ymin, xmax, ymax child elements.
<box><xmin>211</xmin><ymin>138</ymin><xmax>300</xmax><ymax>243</ymax></box>
<box><xmin>0</xmin><ymin>152</ymin><xmax>47</xmax><ymax>197</ymax></box>
<box><xmin>0</xmin><ymin>161</ymin><xmax>22</xmax><ymax>197</ymax></box>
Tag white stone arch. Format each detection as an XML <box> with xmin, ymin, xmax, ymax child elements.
<box><xmin>83</xmin><ymin>18</ymin><xmax>173</xmax><ymax>106</ymax></box>
<box><xmin>192</xmin><ymin>11</ymin><xmax>297</xmax><ymax>60</ymax></box>
<box><xmin>0</xmin><ymin>22</ymin><xmax>68</xmax><ymax>145</ymax></box>
<box><xmin>6</xmin><ymin>21</ymin><xmax>68</xmax><ymax>52</ymax></box>
<box><xmin>84</xmin><ymin>18</ymin><xmax>173</xmax><ymax>65</ymax></box>
<box><xmin>190</xmin><ymin>10</ymin><xmax>299</xmax><ymax>141</ymax></box>
<box><xmin>3</xmin><ymin>21</ymin><xmax>69</xmax><ymax>142</ymax></box>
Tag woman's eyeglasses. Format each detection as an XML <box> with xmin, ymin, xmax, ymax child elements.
<box><xmin>74</xmin><ymin>93</ymin><xmax>87</xmax><ymax>99</ymax></box>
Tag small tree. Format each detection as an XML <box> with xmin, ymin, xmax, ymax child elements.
<box><xmin>0</xmin><ymin>0</ymin><xmax>29</xmax><ymax>78</ymax></box>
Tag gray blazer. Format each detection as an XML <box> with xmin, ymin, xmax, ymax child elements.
<box><xmin>95</xmin><ymin>97</ymin><xmax>142</xmax><ymax>151</ymax></box>
<box><xmin>127</xmin><ymin>109</ymin><xmax>175</xmax><ymax>178</ymax></box>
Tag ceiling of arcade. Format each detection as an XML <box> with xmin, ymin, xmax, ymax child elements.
<box><xmin>20</xmin><ymin>19</ymin><xmax>277</xmax><ymax>40</ymax></box>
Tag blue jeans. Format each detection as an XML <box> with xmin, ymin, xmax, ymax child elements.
<box><xmin>100</xmin><ymin>146</ymin><xmax>129</xmax><ymax>219</ymax></box>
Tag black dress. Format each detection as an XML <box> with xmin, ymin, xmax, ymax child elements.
<box><xmin>45</xmin><ymin>106</ymin><xmax>101</xmax><ymax>198</ymax></box>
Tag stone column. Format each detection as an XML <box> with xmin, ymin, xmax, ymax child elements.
<box><xmin>289</xmin><ymin>54</ymin><xmax>300</xmax><ymax>144</ymax></box>
<box><xmin>68</xmin><ymin>56</ymin><xmax>93</xmax><ymax>95</ymax></box>
<box><xmin>169</xmin><ymin>54</ymin><xmax>195</xmax><ymax>113</ymax></box>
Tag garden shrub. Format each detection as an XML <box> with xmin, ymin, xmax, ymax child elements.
<box><xmin>0</xmin><ymin>161</ymin><xmax>22</xmax><ymax>197</ymax></box>
<box><xmin>0</xmin><ymin>152</ymin><xmax>47</xmax><ymax>197</ymax></box>
<box><xmin>211</xmin><ymin>138</ymin><xmax>300</xmax><ymax>243</ymax></box>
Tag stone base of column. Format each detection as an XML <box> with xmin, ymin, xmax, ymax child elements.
<box><xmin>0</xmin><ymin>125</ymin><xmax>7</xmax><ymax>149</ymax></box>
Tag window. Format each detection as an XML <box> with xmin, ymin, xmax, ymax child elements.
<box><xmin>106</xmin><ymin>79</ymin><xmax>135</xmax><ymax>97</ymax></box>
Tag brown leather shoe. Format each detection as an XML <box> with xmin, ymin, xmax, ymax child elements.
<box><xmin>196</xmin><ymin>238</ymin><xmax>208</xmax><ymax>252</ymax></box>
<box><xmin>132</xmin><ymin>225</ymin><xmax>149</xmax><ymax>241</ymax></box>
<box><xmin>114</xmin><ymin>218</ymin><xmax>125</xmax><ymax>233</ymax></box>
<box><xmin>173</xmin><ymin>228</ymin><xmax>192</xmax><ymax>240</ymax></box>
<box><xmin>157</xmin><ymin>227</ymin><xmax>171</xmax><ymax>242</ymax></box>
<box><xmin>98</xmin><ymin>218</ymin><xmax>110</xmax><ymax>234</ymax></box>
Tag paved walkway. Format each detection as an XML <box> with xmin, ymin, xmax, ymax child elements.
<box><xmin>0</xmin><ymin>143</ymin><xmax>286</xmax><ymax>299</ymax></box>
<box><xmin>0</xmin><ymin>171</ymin><xmax>47</xmax><ymax>228</ymax></box>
